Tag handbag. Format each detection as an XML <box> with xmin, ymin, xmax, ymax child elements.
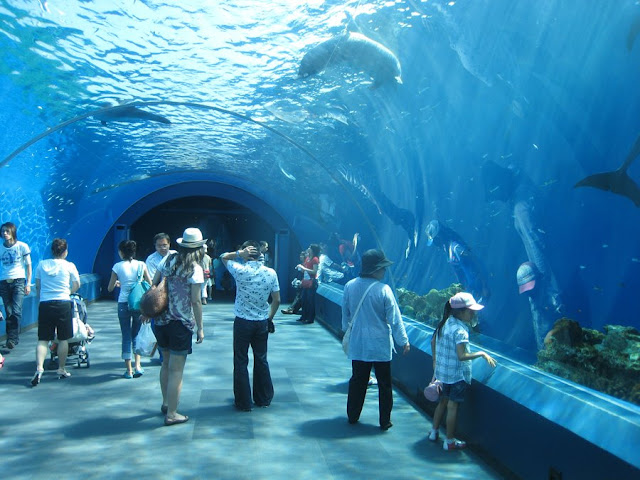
<box><xmin>423</xmin><ymin>376</ymin><xmax>443</xmax><ymax>402</ymax></box>
<box><xmin>128</xmin><ymin>263</ymin><xmax>150</xmax><ymax>311</ymax></box>
<box><xmin>140</xmin><ymin>277</ymin><xmax>169</xmax><ymax>318</ymax></box>
<box><xmin>342</xmin><ymin>281</ymin><xmax>377</xmax><ymax>355</ymax></box>
<box><xmin>135</xmin><ymin>322</ymin><xmax>157</xmax><ymax>356</ymax></box>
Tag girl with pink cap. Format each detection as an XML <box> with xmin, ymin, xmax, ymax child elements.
<box><xmin>428</xmin><ymin>292</ymin><xmax>497</xmax><ymax>450</ymax></box>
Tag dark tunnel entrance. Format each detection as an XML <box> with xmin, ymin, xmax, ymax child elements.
<box><xmin>130</xmin><ymin>196</ymin><xmax>277</xmax><ymax>261</ymax></box>
<box><xmin>92</xmin><ymin>186</ymin><xmax>302</xmax><ymax>302</ymax></box>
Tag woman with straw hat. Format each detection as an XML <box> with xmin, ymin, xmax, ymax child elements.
<box><xmin>150</xmin><ymin>227</ymin><xmax>206</xmax><ymax>426</ymax></box>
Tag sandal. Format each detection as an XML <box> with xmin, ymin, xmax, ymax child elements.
<box><xmin>31</xmin><ymin>369</ymin><xmax>43</xmax><ymax>386</ymax></box>
<box><xmin>57</xmin><ymin>369</ymin><xmax>71</xmax><ymax>379</ymax></box>
<box><xmin>164</xmin><ymin>415</ymin><xmax>189</xmax><ymax>426</ymax></box>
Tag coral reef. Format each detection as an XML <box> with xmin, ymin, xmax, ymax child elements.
<box><xmin>397</xmin><ymin>283</ymin><xmax>462</xmax><ymax>327</ymax></box>
<box><xmin>537</xmin><ymin>319</ymin><xmax>640</xmax><ymax>406</ymax></box>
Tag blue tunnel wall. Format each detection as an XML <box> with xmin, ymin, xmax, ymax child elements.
<box><xmin>2</xmin><ymin>2</ymin><xmax>640</xmax><ymax>478</ymax></box>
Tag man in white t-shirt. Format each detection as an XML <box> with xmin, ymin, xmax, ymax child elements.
<box><xmin>146</xmin><ymin>233</ymin><xmax>177</xmax><ymax>279</ymax></box>
<box><xmin>0</xmin><ymin>221</ymin><xmax>32</xmax><ymax>349</ymax></box>
<box><xmin>145</xmin><ymin>233</ymin><xmax>176</xmax><ymax>362</ymax></box>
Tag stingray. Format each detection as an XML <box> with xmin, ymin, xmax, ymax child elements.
<box><xmin>574</xmin><ymin>133</ymin><xmax>640</xmax><ymax>207</ymax></box>
<box><xmin>93</xmin><ymin>104</ymin><xmax>171</xmax><ymax>125</ymax></box>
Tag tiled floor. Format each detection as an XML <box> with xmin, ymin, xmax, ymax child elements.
<box><xmin>0</xmin><ymin>300</ymin><xmax>506</xmax><ymax>480</ymax></box>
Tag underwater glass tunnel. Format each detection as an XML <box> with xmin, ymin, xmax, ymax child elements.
<box><xmin>1</xmin><ymin>1</ymin><xmax>640</xmax><ymax>477</ymax></box>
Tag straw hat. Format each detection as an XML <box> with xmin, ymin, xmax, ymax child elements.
<box><xmin>176</xmin><ymin>228</ymin><xmax>207</xmax><ymax>249</ymax></box>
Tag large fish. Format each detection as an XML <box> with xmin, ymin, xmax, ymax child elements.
<box><xmin>93</xmin><ymin>104</ymin><xmax>171</xmax><ymax>125</ymax></box>
<box><xmin>574</xmin><ymin>134</ymin><xmax>640</xmax><ymax>207</ymax></box>
<box><xmin>299</xmin><ymin>31</ymin><xmax>402</xmax><ymax>88</ymax></box>
<box><xmin>627</xmin><ymin>16</ymin><xmax>640</xmax><ymax>51</ymax></box>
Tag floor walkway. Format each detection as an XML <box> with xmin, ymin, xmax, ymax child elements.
<box><xmin>0</xmin><ymin>300</ymin><xmax>507</xmax><ymax>480</ymax></box>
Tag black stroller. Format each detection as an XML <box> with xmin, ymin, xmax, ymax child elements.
<box><xmin>48</xmin><ymin>293</ymin><xmax>94</xmax><ymax>369</ymax></box>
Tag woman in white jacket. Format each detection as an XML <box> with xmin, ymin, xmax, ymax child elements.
<box><xmin>342</xmin><ymin>249</ymin><xmax>410</xmax><ymax>430</ymax></box>
<box><xmin>31</xmin><ymin>238</ymin><xmax>80</xmax><ymax>385</ymax></box>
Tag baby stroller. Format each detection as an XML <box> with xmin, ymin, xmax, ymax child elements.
<box><xmin>48</xmin><ymin>293</ymin><xmax>95</xmax><ymax>369</ymax></box>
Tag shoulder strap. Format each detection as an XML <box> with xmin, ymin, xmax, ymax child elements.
<box><xmin>349</xmin><ymin>281</ymin><xmax>378</xmax><ymax>328</ymax></box>
<box><xmin>136</xmin><ymin>262</ymin><xmax>144</xmax><ymax>283</ymax></box>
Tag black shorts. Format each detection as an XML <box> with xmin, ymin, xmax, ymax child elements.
<box><xmin>38</xmin><ymin>300</ymin><xmax>73</xmax><ymax>341</ymax></box>
<box><xmin>154</xmin><ymin>321</ymin><xmax>192</xmax><ymax>356</ymax></box>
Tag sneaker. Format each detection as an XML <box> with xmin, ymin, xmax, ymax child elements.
<box><xmin>443</xmin><ymin>439</ymin><xmax>467</xmax><ymax>451</ymax></box>
<box><xmin>428</xmin><ymin>429</ymin><xmax>439</xmax><ymax>442</ymax></box>
<box><xmin>57</xmin><ymin>369</ymin><xmax>71</xmax><ymax>379</ymax></box>
<box><xmin>31</xmin><ymin>370</ymin><xmax>43</xmax><ymax>386</ymax></box>
<box><xmin>133</xmin><ymin>368</ymin><xmax>144</xmax><ymax>378</ymax></box>
<box><xmin>368</xmin><ymin>377</ymin><xmax>378</xmax><ymax>386</ymax></box>
<box><xmin>5</xmin><ymin>340</ymin><xmax>15</xmax><ymax>350</ymax></box>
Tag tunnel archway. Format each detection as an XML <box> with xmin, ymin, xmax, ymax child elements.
<box><xmin>92</xmin><ymin>180</ymin><xmax>304</xmax><ymax>301</ymax></box>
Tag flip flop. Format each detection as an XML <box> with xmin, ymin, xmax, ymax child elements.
<box><xmin>164</xmin><ymin>415</ymin><xmax>189</xmax><ymax>426</ymax></box>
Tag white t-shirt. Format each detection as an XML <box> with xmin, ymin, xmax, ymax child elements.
<box><xmin>146</xmin><ymin>250</ymin><xmax>177</xmax><ymax>279</ymax></box>
<box><xmin>0</xmin><ymin>241</ymin><xmax>31</xmax><ymax>281</ymax></box>
<box><xmin>35</xmin><ymin>259</ymin><xmax>80</xmax><ymax>302</ymax></box>
<box><xmin>112</xmin><ymin>259</ymin><xmax>146</xmax><ymax>303</ymax></box>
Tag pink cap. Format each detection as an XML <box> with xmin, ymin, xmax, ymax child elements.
<box><xmin>517</xmin><ymin>262</ymin><xmax>537</xmax><ymax>294</ymax></box>
<box><xmin>449</xmin><ymin>292</ymin><xmax>484</xmax><ymax>311</ymax></box>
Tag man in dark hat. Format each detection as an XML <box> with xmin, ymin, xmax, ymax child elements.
<box><xmin>342</xmin><ymin>249</ymin><xmax>410</xmax><ymax>430</ymax></box>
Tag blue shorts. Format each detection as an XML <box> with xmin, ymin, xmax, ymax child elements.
<box><xmin>441</xmin><ymin>380</ymin><xmax>468</xmax><ymax>403</ymax></box>
<box><xmin>154</xmin><ymin>321</ymin><xmax>192</xmax><ymax>356</ymax></box>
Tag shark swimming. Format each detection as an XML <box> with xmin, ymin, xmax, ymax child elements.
<box><xmin>574</xmin><ymin>133</ymin><xmax>640</xmax><ymax>207</ymax></box>
<box><xmin>93</xmin><ymin>104</ymin><xmax>171</xmax><ymax>125</ymax></box>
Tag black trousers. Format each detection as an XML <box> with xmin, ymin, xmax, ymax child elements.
<box><xmin>300</xmin><ymin>287</ymin><xmax>316</xmax><ymax>321</ymax></box>
<box><xmin>233</xmin><ymin>317</ymin><xmax>273</xmax><ymax>409</ymax></box>
<box><xmin>347</xmin><ymin>360</ymin><xmax>392</xmax><ymax>427</ymax></box>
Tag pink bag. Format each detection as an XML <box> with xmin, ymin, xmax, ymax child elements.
<box><xmin>423</xmin><ymin>378</ymin><xmax>443</xmax><ymax>402</ymax></box>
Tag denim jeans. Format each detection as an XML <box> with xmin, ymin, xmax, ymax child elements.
<box><xmin>118</xmin><ymin>302</ymin><xmax>142</xmax><ymax>360</ymax></box>
<box><xmin>233</xmin><ymin>317</ymin><xmax>273</xmax><ymax>409</ymax></box>
<box><xmin>0</xmin><ymin>278</ymin><xmax>25</xmax><ymax>345</ymax></box>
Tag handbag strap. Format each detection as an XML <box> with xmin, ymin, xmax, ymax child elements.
<box><xmin>136</xmin><ymin>262</ymin><xmax>144</xmax><ymax>284</ymax></box>
<box><xmin>348</xmin><ymin>281</ymin><xmax>378</xmax><ymax>329</ymax></box>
